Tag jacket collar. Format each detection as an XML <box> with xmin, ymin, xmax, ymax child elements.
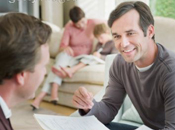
<box><xmin>0</xmin><ymin>106</ymin><xmax>13</xmax><ymax>130</ymax></box>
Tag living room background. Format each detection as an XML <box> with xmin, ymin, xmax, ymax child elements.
<box><xmin>0</xmin><ymin>0</ymin><xmax>174</xmax><ymax>28</ymax></box>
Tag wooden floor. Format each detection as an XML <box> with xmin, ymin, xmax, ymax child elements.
<box><xmin>28</xmin><ymin>99</ymin><xmax>76</xmax><ymax>116</ymax></box>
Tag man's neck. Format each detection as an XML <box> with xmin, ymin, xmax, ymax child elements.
<box><xmin>0</xmin><ymin>81</ymin><xmax>18</xmax><ymax>109</ymax></box>
<box><xmin>135</xmin><ymin>41</ymin><xmax>158</xmax><ymax>68</ymax></box>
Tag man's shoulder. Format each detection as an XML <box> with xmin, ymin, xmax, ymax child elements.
<box><xmin>157</xmin><ymin>43</ymin><xmax>175</xmax><ymax>72</ymax></box>
<box><xmin>113</xmin><ymin>54</ymin><xmax>125</xmax><ymax>64</ymax></box>
<box><xmin>112</xmin><ymin>54</ymin><xmax>134</xmax><ymax>72</ymax></box>
<box><xmin>157</xmin><ymin>43</ymin><xmax>175</xmax><ymax>57</ymax></box>
<box><xmin>111</xmin><ymin>54</ymin><xmax>126</xmax><ymax>70</ymax></box>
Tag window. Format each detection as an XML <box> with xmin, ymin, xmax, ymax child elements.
<box><xmin>150</xmin><ymin>0</ymin><xmax>175</xmax><ymax>19</ymax></box>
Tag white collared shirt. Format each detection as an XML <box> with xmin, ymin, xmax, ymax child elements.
<box><xmin>0</xmin><ymin>96</ymin><xmax>12</xmax><ymax>119</ymax></box>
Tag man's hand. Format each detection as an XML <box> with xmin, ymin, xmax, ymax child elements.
<box><xmin>64</xmin><ymin>46</ymin><xmax>74</xmax><ymax>56</ymax></box>
<box><xmin>93</xmin><ymin>52</ymin><xmax>101</xmax><ymax>58</ymax></box>
<box><xmin>72</xmin><ymin>87</ymin><xmax>94</xmax><ymax>113</ymax></box>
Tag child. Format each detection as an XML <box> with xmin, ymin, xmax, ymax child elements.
<box><xmin>92</xmin><ymin>23</ymin><xmax>117</xmax><ymax>60</ymax></box>
<box><xmin>52</xmin><ymin>23</ymin><xmax>118</xmax><ymax>78</ymax></box>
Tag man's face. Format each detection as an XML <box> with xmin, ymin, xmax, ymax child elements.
<box><xmin>111</xmin><ymin>9</ymin><xmax>151</xmax><ymax>63</ymax></box>
<box><xmin>74</xmin><ymin>17</ymin><xmax>87</xmax><ymax>30</ymax></box>
<box><xmin>20</xmin><ymin>44</ymin><xmax>50</xmax><ymax>99</ymax></box>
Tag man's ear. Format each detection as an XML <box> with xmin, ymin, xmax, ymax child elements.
<box><xmin>15</xmin><ymin>72</ymin><xmax>27</xmax><ymax>86</ymax></box>
<box><xmin>148</xmin><ymin>24</ymin><xmax>155</xmax><ymax>39</ymax></box>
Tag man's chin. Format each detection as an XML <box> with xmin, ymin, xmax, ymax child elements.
<box><xmin>123</xmin><ymin>57</ymin><xmax>135</xmax><ymax>63</ymax></box>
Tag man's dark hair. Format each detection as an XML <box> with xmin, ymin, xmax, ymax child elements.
<box><xmin>108</xmin><ymin>1</ymin><xmax>155</xmax><ymax>40</ymax></box>
<box><xmin>69</xmin><ymin>6</ymin><xmax>85</xmax><ymax>23</ymax></box>
<box><xmin>0</xmin><ymin>13</ymin><xmax>52</xmax><ymax>84</ymax></box>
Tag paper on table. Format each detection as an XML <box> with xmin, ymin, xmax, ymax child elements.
<box><xmin>136</xmin><ymin>125</ymin><xmax>153</xmax><ymax>130</ymax></box>
<box><xmin>34</xmin><ymin>114</ymin><xmax>109</xmax><ymax>130</ymax></box>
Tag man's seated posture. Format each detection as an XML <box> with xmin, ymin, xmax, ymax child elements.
<box><xmin>73</xmin><ymin>1</ymin><xmax>175</xmax><ymax>130</ymax></box>
<box><xmin>0</xmin><ymin>13</ymin><xmax>51</xmax><ymax>129</ymax></box>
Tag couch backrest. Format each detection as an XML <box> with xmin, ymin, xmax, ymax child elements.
<box><xmin>43</xmin><ymin>21</ymin><xmax>63</xmax><ymax>58</ymax></box>
<box><xmin>154</xmin><ymin>16</ymin><xmax>175</xmax><ymax>52</ymax></box>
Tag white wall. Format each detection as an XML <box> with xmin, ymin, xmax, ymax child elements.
<box><xmin>41</xmin><ymin>0</ymin><xmax>63</xmax><ymax>28</ymax></box>
<box><xmin>63</xmin><ymin>1</ymin><xmax>75</xmax><ymax>26</ymax></box>
<box><xmin>75</xmin><ymin>0</ymin><xmax>115</xmax><ymax>20</ymax></box>
<box><xmin>115</xmin><ymin>0</ymin><xmax>149</xmax><ymax>6</ymax></box>
<box><xmin>40</xmin><ymin>0</ymin><xmax>150</xmax><ymax>28</ymax></box>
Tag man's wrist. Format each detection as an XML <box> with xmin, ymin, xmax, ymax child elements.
<box><xmin>83</xmin><ymin>108</ymin><xmax>90</xmax><ymax>113</ymax></box>
<box><xmin>79</xmin><ymin>108</ymin><xmax>90</xmax><ymax>116</ymax></box>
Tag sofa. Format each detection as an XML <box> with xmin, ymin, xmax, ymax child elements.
<box><xmin>36</xmin><ymin>21</ymin><xmax>105</xmax><ymax>108</ymax></box>
<box><xmin>71</xmin><ymin>16</ymin><xmax>175</xmax><ymax>126</ymax></box>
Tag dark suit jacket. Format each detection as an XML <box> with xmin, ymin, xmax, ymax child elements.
<box><xmin>0</xmin><ymin>106</ymin><xmax>13</xmax><ymax>130</ymax></box>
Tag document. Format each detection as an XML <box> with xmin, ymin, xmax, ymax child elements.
<box><xmin>68</xmin><ymin>54</ymin><xmax>105</xmax><ymax>67</ymax></box>
<box><xmin>34</xmin><ymin>114</ymin><xmax>109</xmax><ymax>130</ymax></box>
<box><xmin>136</xmin><ymin>125</ymin><xmax>152</xmax><ymax>130</ymax></box>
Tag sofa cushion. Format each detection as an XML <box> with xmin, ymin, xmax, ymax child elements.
<box><xmin>59</xmin><ymin>83</ymin><xmax>102</xmax><ymax>94</ymax></box>
<box><xmin>46</xmin><ymin>58</ymin><xmax>105</xmax><ymax>85</ymax></box>
<box><xmin>121</xmin><ymin>105</ymin><xmax>143</xmax><ymax>124</ymax></box>
<box><xmin>63</xmin><ymin>64</ymin><xmax>105</xmax><ymax>85</ymax></box>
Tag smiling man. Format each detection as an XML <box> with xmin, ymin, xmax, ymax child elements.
<box><xmin>72</xmin><ymin>1</ymin><xmax>175</xmax><ymax>130</ymax></box>
<box><xmin>0</xmin><ymin>13</ymin><xmax>51</xmax><ymax>130</ymax></box>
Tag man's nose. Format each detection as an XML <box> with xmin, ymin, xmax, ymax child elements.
<box><xmin>121</xmin><ymin>36</ymin><xmax>129</xmax><ymax>47</ymax></box>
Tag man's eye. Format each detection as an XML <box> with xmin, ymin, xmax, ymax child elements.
<box><xmin>128</xmin><ymin>32</ymin><xmax>134</xmax><ymax>36</ymax></box>
<box><xmin>114</xmin><ymin>35</ymin><xmax>121</xmax><ymax>39</ymax></box>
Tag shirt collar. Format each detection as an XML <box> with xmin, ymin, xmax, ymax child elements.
<box><xmin>136</xmin><ymin>63</ymin><xmax>154</xmax><ymax>72</ymax></box>
<box><xmin>0</xmin><ymin>96</ymin><xmax>12</xmax><ymax>119</ymax></box>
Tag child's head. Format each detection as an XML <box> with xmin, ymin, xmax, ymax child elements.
<box><xmin>93</xmin><ymin>23</ymin><xmax>111</xmax><ymax>44</ymax></box>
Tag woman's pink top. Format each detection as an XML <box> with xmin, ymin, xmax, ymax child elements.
<box><xmin>60</xmin><ymin>19</ymin><xmax>104</xmax><ymax>57</ymax></box>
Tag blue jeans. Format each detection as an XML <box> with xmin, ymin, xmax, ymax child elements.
<box><xmin>105</xmin><ymin>122</ymin><xmax>138</xmax><ymax>130</ymax></box>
